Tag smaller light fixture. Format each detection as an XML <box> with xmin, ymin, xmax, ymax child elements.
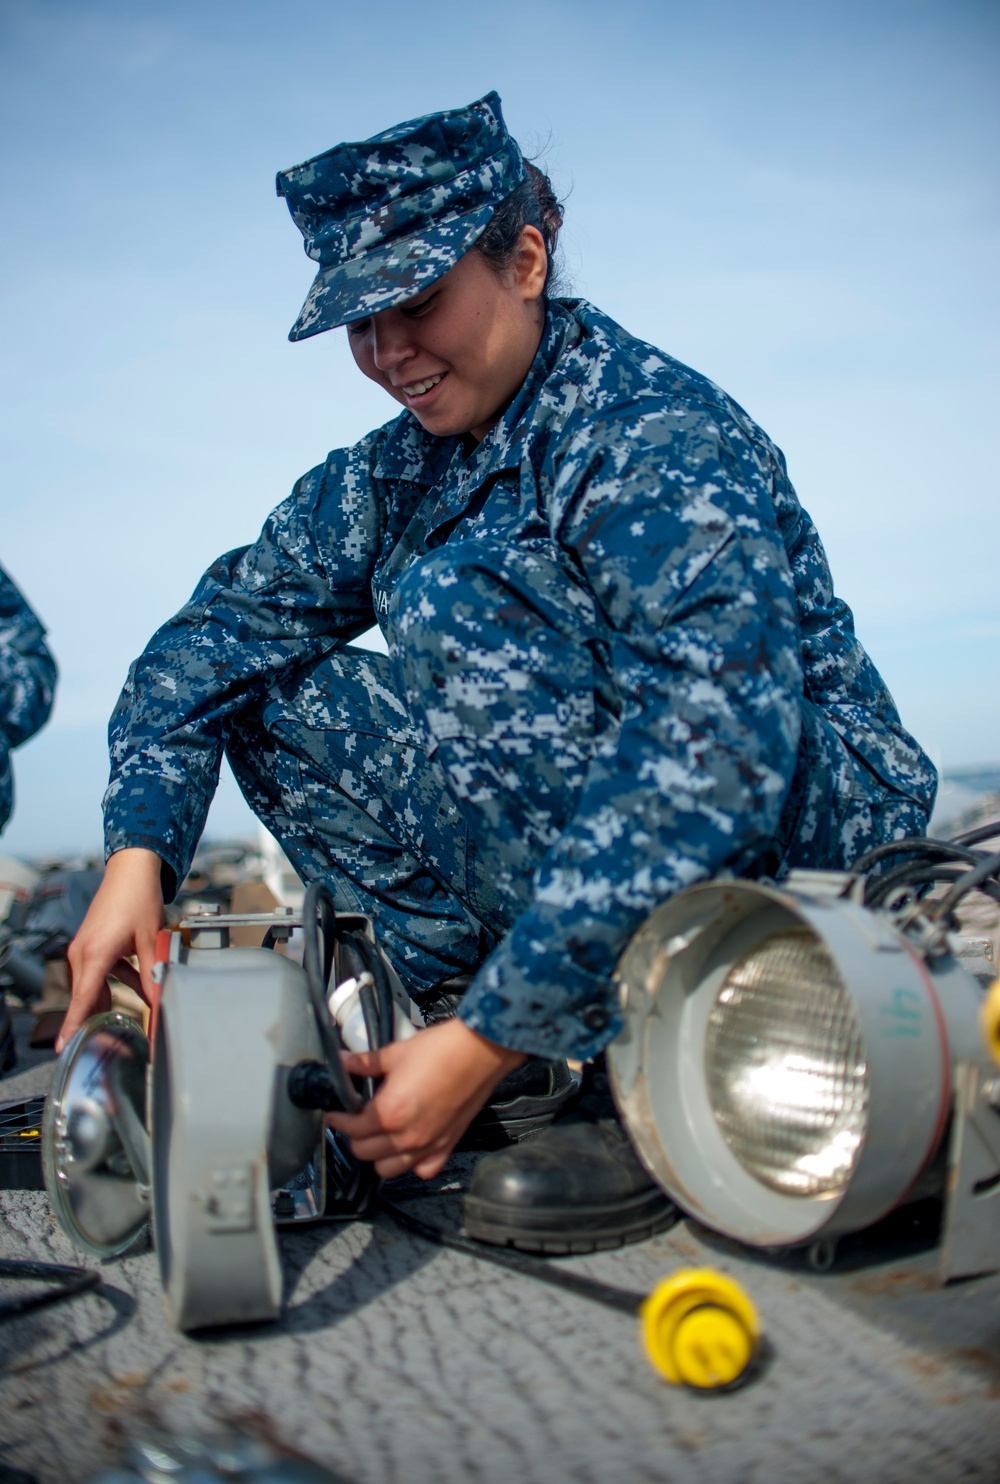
<box><xmin>43</xmin><ymin>901</ymin><xmax>411</xmax><ymax>1331</ymax></box>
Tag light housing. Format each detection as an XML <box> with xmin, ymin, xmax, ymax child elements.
<box><xmin>609</xmin><ymin>872</ymin><xmax>997</xmax><ymax>1275</ymax></box>
<box><xmin>43</xmin><ymin>908</ymin><xmax>393</xmax><ymax>1331</ymax></box>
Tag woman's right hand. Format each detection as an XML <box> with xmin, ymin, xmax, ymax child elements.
<box><xmin>58</xmin><ymin>847</ymin><xmax>165</xmax><ymax>1052</ymax></box>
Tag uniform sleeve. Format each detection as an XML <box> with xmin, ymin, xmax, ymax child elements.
<box><xmin>103</xmin><ymin>436</ymin><xmax>386</xmax><ymax>891</ymax></box>
<box><xmin>458</xmin><ymin>401</ymin><xmax>805</xmax><ymax>1060</ymax></box>
<box><xmin>0</xmin><ymin>565</ymin><xmax>58</xmax><ymax>833</ymax></box>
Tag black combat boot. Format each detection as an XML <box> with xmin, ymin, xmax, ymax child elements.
<box><xmin>460</xmin><ymin>1056</ymin><xmax>580</xmax><ymax>1148</ymax></box>
<box><xmin>463</xmin><ymin>1063</ymin><xmax>679</xmax><ymax>1254</ymax></box>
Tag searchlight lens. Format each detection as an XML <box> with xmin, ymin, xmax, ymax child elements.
<box><xmin>704</xmin><ymin>931</ymin><xmax>870</xmax><ymax>1199</ymax></box>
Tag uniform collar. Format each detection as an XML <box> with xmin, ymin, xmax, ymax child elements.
<box><xmin>372</xmin><ymin>411</ymin><xmax>460</xmax><ymax>486</ymax></box>
<box><xmin>371</xmin><ymin>299</ymin><xmax>583</xmax><ymax>489</ymax></box>
<box><xmin>465</xmin><ymin>300</ymin><xmax>582</xmax><ymax>483</ymax></box>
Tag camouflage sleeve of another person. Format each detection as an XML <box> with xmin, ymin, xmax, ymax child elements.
<box><xmin>103</xmin><ymin>434</ymin><xmax>386</xmax><ymax>893</ymax></box>
<box><xmin>458</xmin><ymin>401</ymin><xmax>805</xmax><ymax>1061</ymax></box>
<box><xmin>0</xmin><ymin>564</ymin><xmax>58</xmax><ymax>833</ymax></box>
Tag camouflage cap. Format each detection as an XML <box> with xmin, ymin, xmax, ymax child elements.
<box><xmin>276</xmin><ymin>91</ymin><xmax>527</xmax><ymax>341</ymax></box>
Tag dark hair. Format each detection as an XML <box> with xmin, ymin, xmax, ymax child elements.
<box><xmin>475</xmin><ymin>159</ymin><xmax>564</xmax><ymax>296</ymax></box>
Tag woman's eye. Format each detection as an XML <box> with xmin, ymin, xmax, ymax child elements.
<box><xmin>402</xmin><ymin>294</ymin><xmax>436</xmax><ymax>318</ymax></box>
<box><xmin>347</xmin><ymin>318</ymin><xmax>372</xmax><ymax>337</ymax></box>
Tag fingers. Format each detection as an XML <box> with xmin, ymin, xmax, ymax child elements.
<box><xmin>339</xmin><ymin>1046</ymin><xmax>396</xmax><ymax>1079</ymax></box>
<box><xmin>327</xmin><ymin>1021</ymin><xmax>525</xmax><ymax>1182</ymax></box>
<box><xmin>326</xmin><ymin>1092</ymin><xmax>452</xmax><ymax>1176</ymax></box>
<box><xmin>338</xmin><ymin>1129</ymin><xmax>452</xmax><ymax>1180</ymax></box>
<box><xmin>371</xmin><ymin>1146</ymin><xmax>451</xmax><ymax>1180</ymax></box>
<box><xmin>411</xmin><ymin>1147</ymin><xmax>451</xmax><ymax>1181</ymax></box>
<box><xmin>325</xmin><ymin>1102</ymin><xmax>388</xmax><ymax>1141</ymax></box>
<box><xmin>63</xmin><ymin>929</ymin><xmax>119</xmax><ymax>1038</ymax></box>
<box><xmin>132</xmin><ymin>922</ymin><xmax>161</xmax><ymax>1005</ymax></box>
<box><xmin>109</xmin><ymin>958</ymin><xmax>147</xmax><ymax>999</ymax></box>
<box><xmin>57</xmin><ymin>976</ymin><xmax>112</xmax><ymax>1050</ymax></box>
<box><xmin>58</xmin><ymin>848</ymin><xmax>164</xmax><ymax>1053</ymax></box>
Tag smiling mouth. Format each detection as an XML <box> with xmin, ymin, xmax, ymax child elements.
<box><xmin>400</xmin><ymin>372</ymin><xmax>446</xmax><ymax>400</ymax></box>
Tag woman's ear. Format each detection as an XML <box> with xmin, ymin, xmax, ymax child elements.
<box><xmin>515</xmin><ymin>225</ymin><xmax>549</xmax><ymax>304</ymax></box>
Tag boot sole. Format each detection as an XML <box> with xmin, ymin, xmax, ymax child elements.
<box><xmin>463</xmin><ymin>1187</ymin><xmax>679</xmax><ymax>1255</ymax></box>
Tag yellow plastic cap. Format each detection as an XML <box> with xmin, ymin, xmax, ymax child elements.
<box><xmin>981</xmin><ymin>979</ymin><xmax>1000</xmax><ymax>1067</ymax></box>
<box><xmin>640</xmin><ymin>1267</ymin><xmax>760</xmax><ymax>1389</ymax></box>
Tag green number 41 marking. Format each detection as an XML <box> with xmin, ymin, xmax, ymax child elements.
<box><xmin>879</xmin><ymin>986</ymin><xmax>922</xmax><ymax>1037</ymax></box>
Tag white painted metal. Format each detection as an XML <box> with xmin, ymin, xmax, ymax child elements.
<box><xmin>151</xmin><ymin>940</ymin><xmax>323</xmax><ymax>1331</ymax></box>
<box><xmin>609</xmin><ymin>876</ymin><xmax>989</xmax><ymax>1252</ymax></box>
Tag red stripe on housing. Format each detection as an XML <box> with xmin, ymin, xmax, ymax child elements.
<box><xmin>148</xmin><ymin>929</ymin><xmax>176</xmax><ymax>1062</ymax></box>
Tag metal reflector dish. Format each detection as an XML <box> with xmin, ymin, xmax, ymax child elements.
<box><xmin>609</xmin><ymin>877</ymin><xmax>961</xmax><ymax>1249</ymax></box>
<box><xmin>42</xmin><ymin>1012</ymin><xmax>151</xmax><ymax>1258</ymax></box>
<box><xmin>704</xmin><ymin>931</ymin><xmax>869</xmax><ymax>1198</ymax></box>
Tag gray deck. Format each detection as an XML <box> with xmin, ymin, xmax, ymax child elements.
<box><xmin>2</xmin><ymin>1014</ymin><xmax>999</xmax><ymax>1484</ymax></box>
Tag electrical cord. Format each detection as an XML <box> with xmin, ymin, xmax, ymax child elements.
<box><xmin>0</xmin><ymin>1258</ymin><xmax>100</xmax><ymax>1323</ymax></box>
<box><xmin>949</xmin><ymin>820</ymin><xmax>1000</xmax><ymax>849</ymax></box>
<box><xmin>357</xmin><ymin>978</ymin><xmax>381</xmax><ymax>1055</ymax></box>
<box><xmin>865</xmin><ymin>866</ymin><xmax>962</xmax><ymax>911</ymax></box>
<box><xmin>289</xmin><ymin>890</ymin><xmax>400</xmax><ymax>1115</ymax></box>
<box><xmin>853</xmin><ymin>835</ymin><xmax>977</xmax><ymax>876</ymax></box>
<box><xmin>931</xmin><ymin>850</ymin><xmax>1000</xmax><ymax>923</ymax></box>
<box><xmin>896</xmin><ymin>873</ymin><xmax>1000</xmax><ymax>910</ymax></box>
<box><xmin>855</xmin><ymin>822</ymin><xmax>1000</xmax><ymax>914</ymax></box>
<box><xmin>346</xmin><ymin>930</ymin><xmax>395</xmax><ymax>1048</ymax></box>
<box><xmin>865</xmin><ymin>863</ymin><xmax>1000</xmax><ymax>911</ymax></box>
<box><xmin>374</xmin><ymin>1192</ymin><xmax>646</xmax><ymax>1316</ymax></box>
<box><xmin>301</xmin><ymin>881</ymin><xmax>361</xmax><ymax>1113</ymax></box>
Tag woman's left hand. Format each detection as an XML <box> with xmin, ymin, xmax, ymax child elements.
<box><xmin>326</xmin><ymin>1018</ymin><xmax>526</xmax><ymax>1179</ymax></box>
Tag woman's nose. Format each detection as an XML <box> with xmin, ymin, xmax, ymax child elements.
<box><xmin>370</xmin><ymin>314</ymin><xmax>415</xmax><ymax>373</ymax></box>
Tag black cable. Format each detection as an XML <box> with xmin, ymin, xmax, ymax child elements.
<box><xmin>0</xmin><ymin>1258</ymin><xmax>100</xmax><ymax>1322</ymax></box>
<box><xmin>949</xmin><ymin>819</ymin><xmax>1000</xmax><ymax>850</ymax></box>
<box><xmin>865</xmin><ymin>864</ymin><xmax>966</xmax><ymax>909</ymax></box>
<box><xmin>854</xmin><ymin>836</ymin><xmax>988</xmax><ymax>877</ymax></box>
<box><xmin>356</xmin><ymin>979</ymin><xmax>381</xmax><ymax>1100</ymax></box>
<box><xmin>375</xmin><ymin>1193</ymin><xmax>646</xmax><ymax>1316</ymax></box>
<box><xmin>856</xmin><ymin>827</ymin><xmax>1000</xmax><ymax>909</ymax></box>
<box><xmin>357</xmin><ymin>978</ymin><xmax>382</xmax><ymax>1054</ymax></box>
<box><xmin>932</xmin><ymin>851</ymin><xmax>1000</xmax><ymax>923</ymax></box>
<box><xmin>301</xmin><ymin>881</ymin><xmax>361</xmax><ymax>1114</ymax></box>
<box><xmin>302</xmin><ymin>880</ymin><xmax>336</xmax><ymax>993</ymax></box>
<box><xmin>867</xmin><ymin>862</ymin><xmax>1000</xmax><ymax>912</ymax></box>
<box><xmin>347</xmin><ymin>931</ymin><xmax>394</xmax><ymax>1049</ymax></box>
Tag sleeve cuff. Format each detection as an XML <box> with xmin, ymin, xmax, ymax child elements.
<box><xmin>457</xmin><ymin>928</ymin><xmax>623</xmax><ymax>1062</ymax></box>
<box><xmin>103</xmin><ymin>830</ymin><xmax>183</xmax><ymax>903</ymax></box>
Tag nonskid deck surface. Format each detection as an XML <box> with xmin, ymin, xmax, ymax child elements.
<box><xmin>1</xmin><ymin>1002</ymin><xmax>998</xmax><ymax>1484</ymax></box>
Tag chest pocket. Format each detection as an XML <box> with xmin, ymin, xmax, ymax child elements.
<box><xmin>374</xmin><ymin>460</ymin><xmax>565</xmax><ymax>624</ymax></box>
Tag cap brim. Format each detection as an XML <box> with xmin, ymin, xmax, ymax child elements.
<box><xmin>288</xmin><ymin>203</ymin><xmax>496</xmax><ymax>341</ymax></box>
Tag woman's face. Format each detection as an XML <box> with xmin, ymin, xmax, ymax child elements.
<box><xmin>347</xmin><ymin>227</ymin><xmax>548</xmax><ymax>442</ymax></box>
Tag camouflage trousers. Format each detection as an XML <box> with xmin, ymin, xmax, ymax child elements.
<box><xmin>225</xmin><ymin>548</ymin><xmax>930</xmax><ymax>1000</ymax></box>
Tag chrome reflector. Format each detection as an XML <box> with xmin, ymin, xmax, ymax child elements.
<box><xmin>705</xmin><ymin>931</ymin><xmax>869</xmax><ymax>1198</ymax></box>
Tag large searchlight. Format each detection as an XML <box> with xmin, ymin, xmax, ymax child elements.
<box><xmin>609</xmin><ymin>864</ymin><xmax>1000</xmax><ymax>1281</ymax></box>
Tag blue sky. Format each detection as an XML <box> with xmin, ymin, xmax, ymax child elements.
<box><xmin>1</xmin><ymin>0</ymin><xmax>998</xmax><ymax>857</ymax></box>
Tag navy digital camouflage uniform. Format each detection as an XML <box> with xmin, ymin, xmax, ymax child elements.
<box><xmin>0</xmin><ymin>564</ymin><xmax>57</xmax><ymax>833</ymax></box>
<box><xmin>104</xmin><ymin>296</ymin><xmax>936</xmax><ymax>1061</ymax></box>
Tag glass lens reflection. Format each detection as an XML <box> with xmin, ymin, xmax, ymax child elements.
<box><xmin>705</xmin><ymin>931</ymin><xmax>869</xmax><ymax>1198</ymax></box>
